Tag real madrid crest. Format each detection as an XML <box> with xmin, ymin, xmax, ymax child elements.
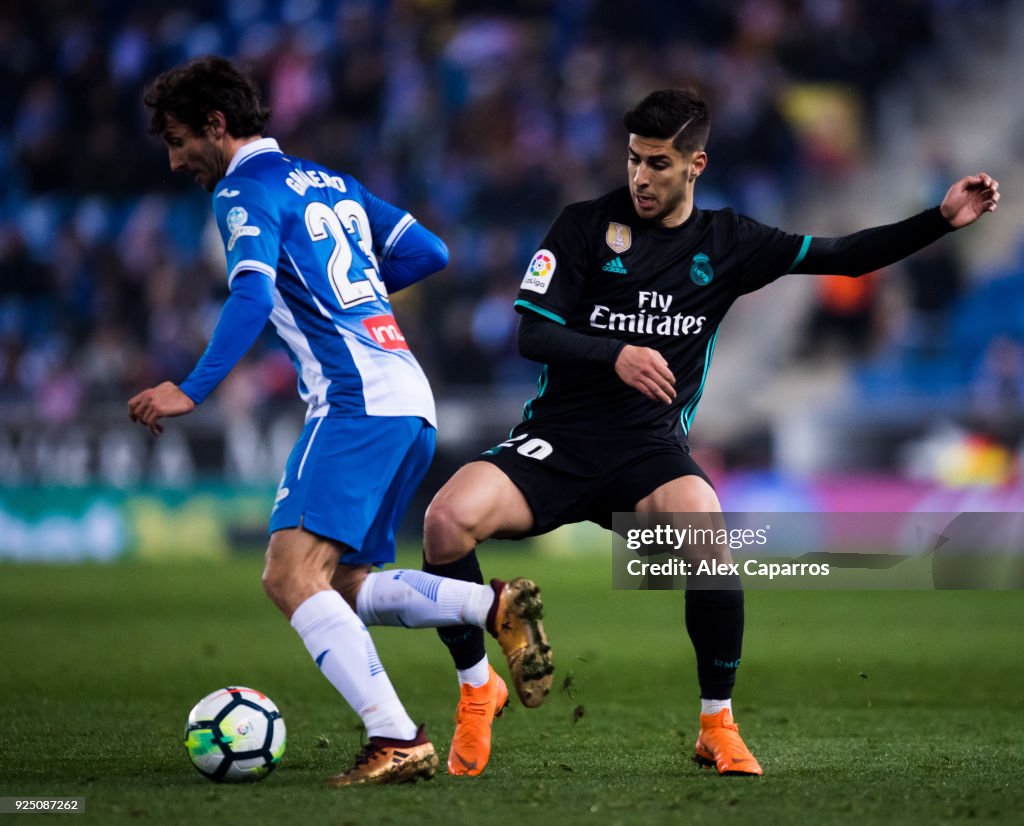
<box><xmin>606</xmin><ymin>222</ymin><xmax>632</xmax><ymax>254</ymax></box>
<box><xmin>690</xmin><ymin>252</ymin><xmax>713</xmax><ymax>286</ymax></box>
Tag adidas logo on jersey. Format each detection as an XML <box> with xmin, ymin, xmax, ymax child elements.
<box><xmin>602</xmin><ymin>256</ymin><xmax>628</xmax><ymax>274</ymax></box>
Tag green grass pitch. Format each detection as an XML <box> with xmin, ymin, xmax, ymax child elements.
<box><xmin>2</xmin><ymin>545</ymin><xmax>1022</xmax><ymax>825</ymax></box>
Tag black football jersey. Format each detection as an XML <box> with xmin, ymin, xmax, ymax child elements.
<box><xmin>513</xmin><ymin>187</ymin><xmax>809</xmax><ymax>440</ymax></box>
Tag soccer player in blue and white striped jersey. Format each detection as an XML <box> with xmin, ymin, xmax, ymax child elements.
<box><xmin>130</xmin><ymin>56</ymin><xmax>552</xmax><ymax>786</ymax></box>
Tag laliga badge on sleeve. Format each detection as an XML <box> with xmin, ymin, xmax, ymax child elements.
<box><xmin>521</xmin><ymin>249</ymin><xmax>557</xmax><ymax>294</ymax></box>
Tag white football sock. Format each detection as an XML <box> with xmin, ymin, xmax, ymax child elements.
<box><xmin>456</xmin><ymin>656</ymin><xmax>491</xmax><ymax>688</ymax></box>
<box><xmin>290</xmin><ymin>589</ymin><xmax>417</xmax><ymax>741</ymax></box>
<box><xmin>356</xmin><ymin>569</ymin><xmax>493</xmax><ymax>630</ymax></box>
<box><xmin>701</xmin><ymin>698</ymin><xmax>733</xmax><ymax>716</ymax></box>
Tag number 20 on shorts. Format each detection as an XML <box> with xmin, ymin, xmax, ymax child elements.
<box><xmin>493</xmin><ymin>434</ymin><xmax>553</xmax><ymax>460</ymax></box>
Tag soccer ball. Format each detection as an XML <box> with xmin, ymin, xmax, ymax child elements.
<box><xmin>184</xmin><ymin>686</ymin><xmax>286</xmax><ymax>782</ymax></box>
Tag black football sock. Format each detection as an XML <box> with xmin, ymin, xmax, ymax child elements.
<box><xmin>422</xmin><ymin>549</ymin><xmax>487</xmax><ymax>671</ymax></box>
<box><xmin>684</xmin><ymin>575</ymin><xmax>745</xmax><ymax>701</ymax></box>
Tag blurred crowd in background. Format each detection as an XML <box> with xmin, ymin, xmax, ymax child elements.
<box><xmin>2</xmin><ymin>0</ymin><xmax>1023</xmax><ymax>483</ymax></box>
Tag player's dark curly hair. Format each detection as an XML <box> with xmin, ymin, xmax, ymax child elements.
<box><xmin>143</xmin><ymin>55</ymin><xmax>271</xmax><ymax>138</ymax></box>
<box><xmin>623</xmin><ymin>89</ymin><xmax>710</xmax><ymax>154</ymax></box>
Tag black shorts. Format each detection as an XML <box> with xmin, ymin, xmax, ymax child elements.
<box><xmin>476</xmin><ymin>425</ymin><xmax>712</xmax><ymax>535</ymax></box>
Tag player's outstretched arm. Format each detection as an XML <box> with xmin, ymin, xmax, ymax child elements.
<box><xmin>128</xmin><ymin>382</ymin><xmax>195</xmax><ymax>436</ymax></box>
<box><xmin>939</xmin><ymin>173</ymin><xmax>1000</xmax><ymax>228</ymax></box>
<box><xmin>795</xmin><ymin>173</ymin><xmax>1000</xmax><ymax>277</ymax></box>
<box><xmin>127</xmin><ymin>271</ymin><xmax>274</xmax><ymax>436</ymax></box>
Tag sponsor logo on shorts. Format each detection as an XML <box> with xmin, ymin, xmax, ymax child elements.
<box><xmin>521</xmin><ymin>249</ymin><xmax>556</xmax><ymax>294</ymax></box>
<box><xmin>363</xmin><ymin>314</ymin><xmax>410</xmax><ymax>350</ymax></box>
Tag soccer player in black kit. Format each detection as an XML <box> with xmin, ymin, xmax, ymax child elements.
<box><xmin>422</xmin><ymin>89</ymin><xmax>1000</xmax><ymax>777</ymax></box>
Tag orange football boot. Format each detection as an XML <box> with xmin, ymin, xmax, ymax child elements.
<box><xmin>694</xmin><ymin>709</ymin><xmax>763</xmax><ymax>776</ymax></box>
<box><xmin>447</xmin><ymin>665</ymin><xmax>510</xmax><ymax>776</ymax></box>
<box><xmin>487</xmin><ymin>578</ymin><xmax>554</xmax><ymax>708</ymax></box>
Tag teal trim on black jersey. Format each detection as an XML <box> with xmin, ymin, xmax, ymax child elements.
<box><xmin>521</xmin><ymin>364</ymin><xmax>550</xmax><ymax>424</ymax></box>
<box><xmin>787</xmin><ymin>235</ymin><xmax>812</xmax><ymax>272</ymax></box>
<box><xmin>680</xmin><ymin>327</ymin><xmax>720</xmax><ymax>434</ymax></box>
<box><xmin>515</xmin><ymin>299</ymin><xmax>567</xmax><ymax>325</ymax></box>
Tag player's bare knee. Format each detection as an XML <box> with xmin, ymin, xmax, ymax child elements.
<box><xmin>423</xmin><ymin>496</ymin><xmax>477</xmax><ymax>563</ymax></box>
<box><xmin>261</xmin><ymin>561</ymin><xmax>293</xmax><ymax>614</ymax></box>
<box><xmin>638</xmin><ymin>475</ymin><xmax>721</xmax><ymax>515</ymax></box>
<box><xmin>423</xmin><ymin>491</ymin><xmax>456</xmax><ymax>533</ymax></box>
<box><xmin>262</xmin><ymin>550</ymin><xmax>313</xmax><ymax>616</ymax></box>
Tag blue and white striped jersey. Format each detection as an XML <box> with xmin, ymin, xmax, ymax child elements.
<box><xmin>212</xmin><ymin>138</ymin><xmax>436</xmax><ymax>424</ymax></box>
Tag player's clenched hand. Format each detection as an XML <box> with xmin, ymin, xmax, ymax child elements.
<box><xmin>127</xmin><ymin>381</ymin><xmax>195</xmax><ymax>436</ymax></box>
<box><xmin>614</xmin><ymin>344</ymin><xmax>676</xmax><ymax>405</ymax></box>
<box><xmin>940</xmin><ymin>173</ymin><xmax>1000</xmax><ymax>228</ymax></box>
